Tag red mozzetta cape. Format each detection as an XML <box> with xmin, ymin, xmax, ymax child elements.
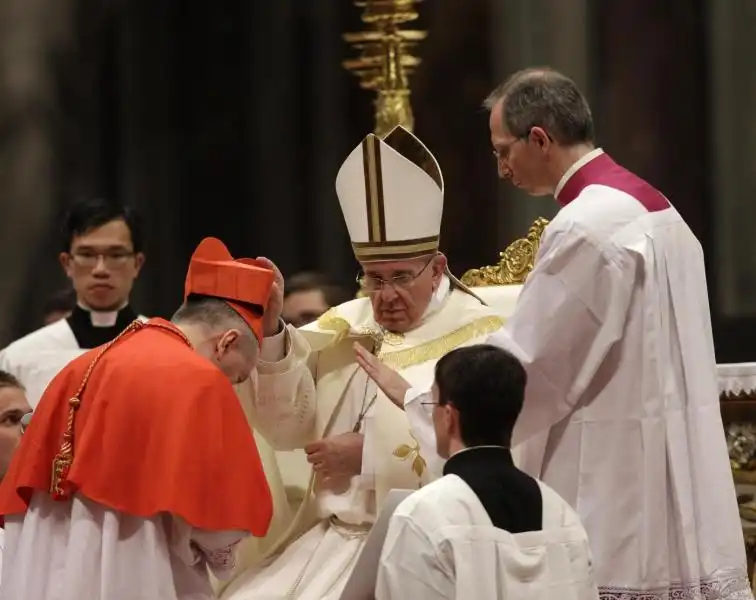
<box><xmin>0</xmin><ymin>318</ymin><xmax>272</xmax><ymax>536</ymax></box>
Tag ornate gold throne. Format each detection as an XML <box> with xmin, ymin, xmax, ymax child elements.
<box><xmin>460</xmin><ymin>217</ymin><xmax>549</xmax><ymax>317</ymax></box>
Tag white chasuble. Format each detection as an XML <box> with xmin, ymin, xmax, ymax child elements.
<box><xmin>220</xmin><ymin>281</ymin><xmax>504</xmax><ymax>600</ymax></box>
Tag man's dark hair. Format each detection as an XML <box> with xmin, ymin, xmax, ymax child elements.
<box><xmin>0</xmin><ymin>370</ymin><xmax>23</xmax><ymax>391</ymax></box>
<box><xmin>285</xmin><ymin>271</ymin><xmax>353</xmax><ymax>307</ymax></box>
<box><xmin>172</xmin><ymin>295</ymin><xmax>257</xmax><ymax>340</ymax></box>
<box><xmin>484</xmin><ymin>67</ymin><xmax>594</xmax><ymax>146</ymax></box>
<box><xmin>60</xmin><ymin>199</ymin><xmax>145</xmax><ymax>253</ymax></box>
<box><xmin>435</xmin><ymin>344</ymin><xmax>526</xmax><ymax>448</ymax></box>
<box><xmin>42</xmin><ymin>287</ymin><xmax>76</xmax><ymax>316</ymax></box>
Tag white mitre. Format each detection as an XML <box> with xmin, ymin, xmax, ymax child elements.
<box><xmin>335</xmin><ymin>125</ymin><xmax>444</xmax><ymax>263</ymax></box>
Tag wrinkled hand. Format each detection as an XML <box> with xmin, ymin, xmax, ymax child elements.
<box><xmin>305</xmin><ymin>432</ymin><xmax>364</xmax><ymax>485</ymax></box>
<box><xmin>256</xmin><ymin>257</ymin><xmax>284</xmax><ymax>337</ymax></box>
<box><xmin>354</xmin><ymin>343</ymin><xmax>411</xmax><ymax>410</ymax></box>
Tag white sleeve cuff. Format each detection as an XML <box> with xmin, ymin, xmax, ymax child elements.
<box><xmin>260</xmin><ymin>321</ymin><xmax>287</xmax><ymax>362</ymax></box>
<box><xmin>403</xmin><ymin>386</ymin><xmax>425</xmax><ymax>409</ymax></box>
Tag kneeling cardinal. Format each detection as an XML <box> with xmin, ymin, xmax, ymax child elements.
<box><xmin>0</xmin><ymin>237</ymin><xmax>276</xmax><ymax>600</ymax></box>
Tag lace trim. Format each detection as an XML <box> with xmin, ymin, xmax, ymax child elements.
<box><xmin>599</xmin><ymin>572</ymin><xmax>753</xmax><ymax>600</ymax></box>
<box><xmin>202</xmin><ymin>544</ymin><xmax>237</xmax><ymax>571</ymax></box>
<box><xmin>717</xmin><ymin>363</ymin><xmax>756</xmax><ymax>396</ymax></box>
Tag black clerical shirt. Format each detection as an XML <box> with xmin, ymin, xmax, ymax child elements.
<box><xmin>66</xmin><ymin>304</ymin><xmax>138</xmax><ymax>349</ymax></box>
<box><xmin>442</xmin><ymin>445</ymin><xmax>543</xmax><ymax>533</ymax></box>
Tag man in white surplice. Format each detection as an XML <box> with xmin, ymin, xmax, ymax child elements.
<box><xmin>376</xmin><ymin>344</ymin><xmax>598</xmax><ymax>600</ymax></box>
<box><xmin>356</xmin><ymin>68</ymin><xmax>753</xmax><ymax>599</ymax></box>
<box><xmin>220</xmin><ymin>126</ymin><xmax>506</xmax><ymax>600</ymax></box>
<box><xmin>0</xmin><ymin>199</ymin><xmax>146</xmax><ymax>409</ymax></box>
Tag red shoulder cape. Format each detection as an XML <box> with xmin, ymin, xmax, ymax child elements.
<box><xmin>0</xmin><ymin>318</ymin><xmax>272</xmax><ymax>536</ymax></box>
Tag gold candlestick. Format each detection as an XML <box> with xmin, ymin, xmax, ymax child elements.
<box><xmin>343</xmin><ymin>0</ymin><xmax>427</xmax><ymax>137</ymax></box>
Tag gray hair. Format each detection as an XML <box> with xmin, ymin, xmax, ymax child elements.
<box><xmin>483</xmin><ymin>67</ymin><xmax>594</xmax><ymax>146</ymax></box>
<box><xmin>172</xmin><ymin>296</ymin><xmax>257</xmax><ymax>344</ymax></box>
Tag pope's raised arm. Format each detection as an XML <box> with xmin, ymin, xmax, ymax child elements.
<box><xmin>236</xmin><ymin>256</ymin><xmax>320</xmax><ymax>450</ymax></box>
<box><xmin>248</xmin><ymin>320</ymin><xmax>318</xmax><ymax>450</ymax></box>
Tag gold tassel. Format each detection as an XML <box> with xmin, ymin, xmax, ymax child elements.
<box><xmin>49</xmin><ymin>319</ymin><xmax>147</xmax><ymax>499</ymax></box>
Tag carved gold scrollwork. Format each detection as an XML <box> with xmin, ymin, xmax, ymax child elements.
<box><xmin>461</xmin><ymin>217</ymin><xmax>549</xmax><ymax>287</ymax></box>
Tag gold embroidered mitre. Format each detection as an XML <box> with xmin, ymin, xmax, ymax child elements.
<box><xmin>335</xmin><ymin>125</ymin><xmax>444</xmax><ymax>263</ymax></box>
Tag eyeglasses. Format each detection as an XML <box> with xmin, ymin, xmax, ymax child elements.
<box><xmin>420</xmin><ymin>401</ymin><xmax>441</xmax><ymax>415</ymax></box>
<box><xmin>21</xmin><ymin>412</ymin><xmax>32</xmax><ymax>434</ymax></box>
<box><xmin>492</xmin><ymin>127</ymin><xmax>553</xmax><ymax>164</ymax></box>
<box><xmin>357</xmin><ymin>256</ymin><xmax>434</xmax><ymax>294</ymax></box>
<box><xmin>70</xmin><ymin>249</ymin><xmax>135</xmax><ymax>269</ymax></box>
<box><xmin>492</xmin><ymin>137</ymin><xmax>526</xmax><ymax>163</ymax></box>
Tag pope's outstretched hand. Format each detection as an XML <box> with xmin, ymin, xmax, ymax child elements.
<box><xmin>353</xmin><ymin>342</ymin><xmax>411</xmax><ymax>410</ymax></box>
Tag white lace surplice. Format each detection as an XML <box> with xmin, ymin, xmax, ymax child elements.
<box><xmin>0</xmin><ymin>493</ymin><xmax>244</xmax><ymax>600</ymax></box>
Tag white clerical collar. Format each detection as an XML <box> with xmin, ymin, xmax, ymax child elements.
<box><xmin>77</xmin><ymin>302</ymin><xmax>127</xmax><ymax>327</ymax></box>
<box><xmin>554</xmin><ymin>147</ymin><xmax>604</xmax><ymax>199</ymax></box>
<box><xmin>422</xmin><ymin>274</ymin><xmax>451</xmax><ymax>322</ymax></box>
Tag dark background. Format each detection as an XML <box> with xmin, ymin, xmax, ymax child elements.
<box><xmin>0</xmin><ymin>0</ymin><xmax>752</xmax><ymax>362</ymax></box>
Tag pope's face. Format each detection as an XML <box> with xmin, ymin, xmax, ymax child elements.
<box><xmin>489</xmin><ymin>99</ymin><xmax>554</xmax><ymax>197</ymax></box>
<box><xmin>360</xmin><ymin>254</ymin><xmax>446</xmax><ymax>334</ymax></box>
